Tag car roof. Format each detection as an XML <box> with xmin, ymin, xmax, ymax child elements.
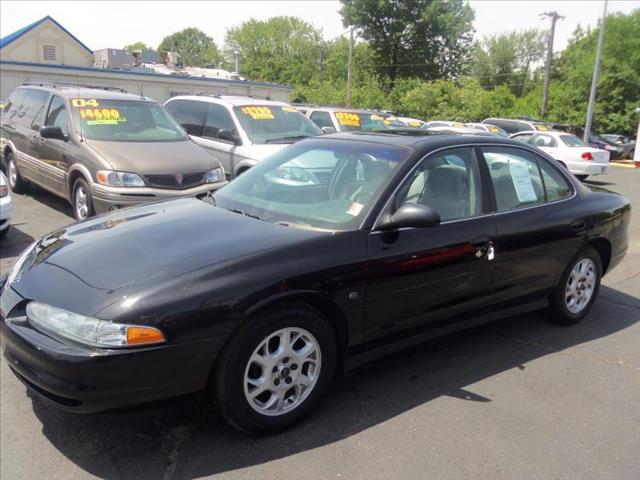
<box><xmin>166</xmin><ymin>95</ymin><xmax>291</xmax><ymax>107</ymax></box>
<box><xmin>15</xmin><ymin>85</ymin><xmax>155</xmax><ymax>102</ymax></box>
<box><xmin>316</xmin><ymin>131</ymin><xmax>520</xmax><ymax>151</ymax></box>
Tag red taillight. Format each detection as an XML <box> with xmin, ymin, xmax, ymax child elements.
<box><xmin>581</xmin><ymin>152</ymin><xmax>593</xmax><ymax>161</ymax></box>
<box><xmin>0</xmin><ymin>185</ymin><xmax>8</xmax><ymax>197</ymax></box>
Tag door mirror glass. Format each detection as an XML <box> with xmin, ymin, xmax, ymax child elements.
<box><xmin>40</xmin><ymin>125</ymin><xmax>67</xmax><ymax>141</ymax></box>
<box><xmin>217</xmin><ymin>129</ymin><xmax>241</xmax><ymax>144</ymax></box>
<box><xmin>378</xmin><ymin>203</ymin><xmax>441</xmax><ymax>230</ymax></box>
<box><xmin>321</xmin><ymin>126</ymin><xmax>336</xmax><ymax>134</ymax></box>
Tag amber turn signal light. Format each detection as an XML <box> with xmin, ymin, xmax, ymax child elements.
<box><xmin>126</xmin><ymin>326</ymin><xmax>165</xmax><ymax>345</ymax></box>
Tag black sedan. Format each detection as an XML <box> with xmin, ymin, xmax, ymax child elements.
<box><xmin>0</xmin><ymin>132</ymin><xmax>631</xmax><ymax>433</ymax></box>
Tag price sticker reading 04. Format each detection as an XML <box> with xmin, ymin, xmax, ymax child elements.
<box><xmin>336</xmin><ymin>112</ymin><xmax>361</xmax><ymax>127</ymax></box>
<box><xmin>241</xmin><ymin>106</ymin><xmax>274</xmax><ymax>120</ymax></box>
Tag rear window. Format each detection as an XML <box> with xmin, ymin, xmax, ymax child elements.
<box><xmin>335</xmin><ymin>112</ymin><xmax>388</xmax><ymax>131</ymax></box>
<box><xmin>560</xmin><ymin>134</ymin><xmax>586</xmax><ymax>147</ymax></box>
<box><xmin>71</xmin><ymin>99</ymin><xmax>187</xmax><ymax>142</ymax></box>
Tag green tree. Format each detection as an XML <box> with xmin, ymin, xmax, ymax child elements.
<box><xmin>224</xmin><ymin>16</ymin><xmax>323</xmax><ymax>85</ymax></box>
<box><xmin>123</xmin><ymin>41</ymin><xmax>150</xmax><ymax>52</ymax></box>
<box><xmin>340</xmin><ymin>0</ymin><xmax>475</xmax><ymax>89</ymax></box>
<box><xmin>158</xmin><ymin>28</ymin><xmax>221</xmax><ymax>67</ymax></box>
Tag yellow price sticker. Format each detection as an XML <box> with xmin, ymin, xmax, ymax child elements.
<box><xmin>241</xmin><ymin>106</ymin><xmax>274</xmax><ymax>120</ymax></box>
<box><xmin>79</xmin><ymin>108</ymin><xmax>124</xmax><ymax>122</ymax></box>
<box><xmin>370</xmin><ymin>114</ymin><xmax>383</xmax><ymax>121</ymax></box>
<box><xmin>408</xmin><ymin>120</ymin><xmax>422</xmax><ymax>127</ymax></box>
<box><xmin>336</xmin><ymin>112</ymin><xmax>361</xmax><ymax>127</ymax></box>
<box><xmin>71</xmin><ymin>98</ymin><xmax>100</xmax><ymax>108</ymax></box>
<box><xmin>282</xmin><ymin>106</ymin><xmax>297</xmax><ymax>113</ymax></box>
<box><xmin>452</xmin><ymin>122</ymin><xmax>465</xmax><ymax>128</ymax></box>
<box><xmin>535</xmin><ymin>124</ymin><xmax>550</xmax><ymax>131</ymax></box>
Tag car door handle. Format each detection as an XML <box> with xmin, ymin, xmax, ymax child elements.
<box><xmin>570</xmin><ymin>221</ymin><xmax>587</xmax><ymax>231</ymax></box>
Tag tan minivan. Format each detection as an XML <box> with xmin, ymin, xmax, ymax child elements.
<box><xmin>0</xmin><ymin>84</ymin><xmax>226</xmax><ymax>221</ymax></box>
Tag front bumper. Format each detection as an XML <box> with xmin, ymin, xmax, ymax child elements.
<box><xmin>90</xmin><ymin>180</ymin><xmax>227</xmax><ymax>214</ymax></box>
<box><xmin>1</xmin><ymin>287</ymin><xmax>224</xmax><ymax>413</ymax></box>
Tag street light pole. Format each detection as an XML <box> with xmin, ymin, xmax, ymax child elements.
<box><xmin>346</xmin><ymin>28</ymin><xmax>354</xmax><ymax>107</ymax></box>
<box><xmin>584</xmin><ymin>0</ymin><xmax>608</xmax><ymax>143</ymax></box>
<box><xmin>540</xmin><ymin>11</ymin><xmax>563</xmax><ymax>119</ymax></box>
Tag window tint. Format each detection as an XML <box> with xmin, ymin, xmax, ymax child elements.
<box><xmin>45</xmin><ymin>95</ymin><xmax>70</xmax><ymax>135</ymax></box>
<box><xmin>482</xmin><ymin>147</ymin><xmax>545</xmax><ymax>212</ymax></box>
<box><xmin>19</xmin><ymin>89</ymin><xmax>50</xmax><ymax>130</ymax></box>
<box><xmin>531</xmin><ymin>134</ymin><xmax>557</xmax><ymax>148</ymax></box>
<box><xmin>310</xmin><ymin>111</ymin><xmax>333</xmax><ymax>129</ymax></box>
<box><xmin>396</xmin><ymin>147</ymin><xmax>482</xmax><ymax>222</ymax></box>
<box><xmin>3</xmin><ymin>89</ymin><xmax>28</xmax><ymax>121</ymax></box>
<box><xmin>166</xmin><ymin>99</ymin><xmax>206</xmax><ymax>136</ymax></box>
<box><xmin>203</xmin><ymin>104</ymin><xmax>236</xmax><ymax>139</ymax></box>
<box><xmin>559</xmin><ymin>134</ymin><xmax>585</xmax><ymax>147</ymax></box>
<box><xmin>538</xmin><ymin>158</ymin><xmax>572</xmax><ymax>201</ymax></box>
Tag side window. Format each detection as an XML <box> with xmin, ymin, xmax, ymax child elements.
<box><xmin>531</xmin><ymin>134</ymin><xmax>557</xmax><ymax>148</ymax></box>
<box><xmin>166</xmin><ymin>100</ymin><xmax>207</xmax><ymax>136</ymax></box>
<box><xmin>395</xmin><ymin>147</ymin><xmax>483</xmax><ymax>222</ymax></box>
<box><xmin>3</xmin><ymin>89</ymin><xmax>27</xmax><ymax>121</ymax></box>
<box><xmin>512</xmin><ymin>133</ymin><xmax>534</xmax><ymax>144</ymax></box>
<box><xmin>45</xmin><ymin>95</ymin><xmax>69</xmax><ymax>135</ymax></box>
<box><xmin>482</xmin><ymin>147</ymin><xmax>545</xmax><ymax>212</ymax></box>
<box><xmin>19</xmin><ymin>89</ymin><xmax>50</xmax><ymax>130</ymax></box>
<box><xmin>203</xmin><ymin>104</ymin><xmax>236</xmax><ymax>139</ymax></box>
<box><xmin>310</xmin><ymin>111</ymin><xmax>333</xmax><ymax>129</ymax></box>
<box><xmin>538</xmin><ymin>157</ymin><xmax>572</xmax><ymax>201</ymax></box>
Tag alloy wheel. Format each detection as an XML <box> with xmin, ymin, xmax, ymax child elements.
<box><xmin>243</xmin><ymin>327</ymin><xmax>322</xmax><ymax>416</ymax></box>
<box><xmin>74</xmin><ymin>185</ymin><xmax>89</xmax><ymax>220</ymax></box>
<box><xmin>565</xmin><ymin>258</ymin><xmax>596</xmax><ymax>314</ymax></box>
<box><xmin>8</xmin><ymin>159</ymin><xmax>18</xmax><ymax>189</ymax></box>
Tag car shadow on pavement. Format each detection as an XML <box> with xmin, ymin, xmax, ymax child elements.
<box><xmin>26</xmin><ymin>285</ymin><xmax>639</xmax><ymax>479</ymax></box>
<box><xmin>23</xmin><ymin>184</ymin><xmax>74</xmax><ymax>218</ymax></box>
<box><xmin>0</xmin><ymin>226</ymin><xmax>34</xmax><ymax>260</ymax></box>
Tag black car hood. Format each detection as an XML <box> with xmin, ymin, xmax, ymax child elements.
<box><xmin>11</xmin><ymin>198</ymin><xmax>323</xmax><ymax>316</ymax></box>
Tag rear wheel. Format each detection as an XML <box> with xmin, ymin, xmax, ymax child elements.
<box><xmin>214</xmin><ymin>304</ymin><xmax>337</xmax><ymax>433</ymax></box>
<box><xmin>72</xmin><ymin>178</ymin><xmax>95</xmax><ymax>221</ymax></box>
<box><xmin>549</xmin><ymin>246</ymin><xmax>602</xmax><ymax>325</ymax></box>
<box><xmin>6</xmin><ymin>152</ymin><xmax>29</xmax><ymax>194</ymax></box>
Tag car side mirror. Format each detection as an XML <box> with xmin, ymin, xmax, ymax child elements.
<box><xmin>40</xmin><ymin>126</ymin><xmax>67</xmax><ymax>141</ymax></box>
<box><xmin>377</xmin><ymin>203</ymin><xmax>441</xmax><ymax>230</ymax></box>
<box><xmin>321</xmin><ymin>126</ymin><xmax>336</xmax><ymax>134</ymax></box>
<box><xmin>217</xmin><ymin>129</ymin><xmax>241</xmax><ymax>145</ymax></box>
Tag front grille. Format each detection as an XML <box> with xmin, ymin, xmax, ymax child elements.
<box><xmin>144</xmin><ymin>172</ymin><xmax>205</xmax><ymax>190</ymax></box>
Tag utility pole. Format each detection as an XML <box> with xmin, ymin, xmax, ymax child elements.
<box><xmin>346</xmin><ymin>28</ymin><xmax>354</xmax><ymax>107</ymax></box>
<box><xmin>540</xmin><ymin>11</ymin><xmax>564</xmax><ymax>118</ymax></box>
<box><xmin>584</xmin><ymin>0</ymin><xmax>608</xmax><ymax>143</ymax></box>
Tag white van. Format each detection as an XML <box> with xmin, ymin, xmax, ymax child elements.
<box><xmin>164</xmin><ymin>95</ymin><xmax>322</xmax><ymax>178</ymax></box>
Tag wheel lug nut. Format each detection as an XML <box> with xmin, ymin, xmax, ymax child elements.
<box><xmin>273</xmin><ymin>366</ymin><xmax>278</xmax><ymax>373</ymax></box>
<box><xmin>291</xmin><ymin>364</ymin><xmax>298</xmax><ymax>370</ymax></box>
<box><xmin>285</xmin><ymin>377</ymin><xmax>292</xmax><ymax>384</ymax></box>
<box><xmin>283</xmin><ymin>357</ymin><xmax>289</xmax><ymax>364</ymax></box>
<box><xmin>274</xmin><ymin>378</ymin><xmax>280</xmax><ymax>386</ymax></box>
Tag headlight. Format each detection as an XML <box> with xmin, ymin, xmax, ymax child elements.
<box><xmin>205</xmin><ymin>167</ymin><xmax>225</xmax><ymax>184</ymax></box>
<box><xmin>96</xmin><ymin>170</ymin><xmax>145</xmax><ymax>187</ymax></box>
<box><xmin>26</xmin><ymin>301</ymin><xmax>165</xmax><ymax>348</ymax></box>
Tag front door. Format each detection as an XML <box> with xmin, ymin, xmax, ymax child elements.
<box><xmin>35</xmin><ymin>95</ymin><xmax>71</xmax><ymax>197</ymax></box>
<box><xmin>365</xmin><ymin>147</ymin><xmax>496</xmax><ymax>341</ymax></box>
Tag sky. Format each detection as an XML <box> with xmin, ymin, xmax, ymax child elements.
<box><xmin>0</xmin><ymin>0</ymin><xmax>638</xmax><ymax>53</ymax></box>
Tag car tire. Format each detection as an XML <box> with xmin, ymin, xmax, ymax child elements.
<box><xmin>575</xmin><ymin>174</ymin><xmax>588</xmax><ymax>181</ymax></box>
<box><xmin>6</xmin><ymin>152</ymin><xmax>29</xmax><ymax>194</ymax></box>
<box><xmin>549</xmin><ymin>245</ymin><xmax>602</xmax><ymax>325</ymax></box>
<box><xmin>214</xmin><ymin>303</ymin><xmax>337</xmax><ymax>434</ymax></box>
<box><xmin>72</xmin><ymin>178</ymin><xmax>95</xmax><ymax>221</ymax></box>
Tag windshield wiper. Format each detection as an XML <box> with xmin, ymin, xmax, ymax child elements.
<box><xmin>264</xmin><ymin>135</ymin><xmax>312</xmax><ymax>144</ymax></box>
<box><xmin>227</xmin><ymin>208</ymin><xmax>264</xmax><ymax>221</ymax></box>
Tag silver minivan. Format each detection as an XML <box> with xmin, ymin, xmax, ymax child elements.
<box><xmin>164</xmin><ymin>95</ymin><xmax>322</xmax><ymax>178</ymax></box>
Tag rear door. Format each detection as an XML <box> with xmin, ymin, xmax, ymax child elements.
<box><xmin>479</xmin><ymin>145</ymin><xmax>582</xmax><ymax>306</ymax></box>
<box><xmin>365</xmin><ymin>146</ymin><xmax>496</xmax><ymax>341</ymax></box>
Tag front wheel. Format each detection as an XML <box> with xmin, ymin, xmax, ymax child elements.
<box><xmin>72</xmin><ymin>178</ymin><xmax>95</xmax><ymax>221</ymax></box>
<box><xmin>549</xmin><ymin>246</ymin><xmax>602</xmax><ymax>325</ymax></box>
<box><xmin>214</xmin><ymin>304</ymin><xmax>337</xmax><ymax>433</ymax></box>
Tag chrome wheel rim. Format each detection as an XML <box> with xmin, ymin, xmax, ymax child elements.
<box><xmin>243</xmin><ymin>327</ymin><xmax>321</xmax><ymax>416</ymax></box>
<box><xmin>8</xmin><ymin>159</ymin><xmax>17</xmax><ymax>188</ymax></box>
<box><xmin>565</xmin><ymin>258</ymin><xmax>596</xmax><ymax>314</ymax></box>
<box><xmin>74</xmin><ymin>185</ymin><xmax>89</xmax><ymax>220</ymax></box>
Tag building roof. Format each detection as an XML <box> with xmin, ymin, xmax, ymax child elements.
<box><xmin>0</xmin><ymin>15</ymin><xmax>93</xmax><ymax>54</ymax></box>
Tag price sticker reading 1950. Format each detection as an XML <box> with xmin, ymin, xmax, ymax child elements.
<box><xmin>71</xmin><ymin>99</ymin><xmax>100</xmax><ymax>108</ymax></box>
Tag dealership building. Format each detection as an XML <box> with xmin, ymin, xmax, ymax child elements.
<box><xmin>0</xmin><ymin>16</ymin><xmax>291</xmax><ymax>102</ymax></box>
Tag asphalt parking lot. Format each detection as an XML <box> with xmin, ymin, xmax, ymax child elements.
<box><xmin>1</xmin><ymin>166</ymin><xmax>638</xmax><ymax>480</ymax></box>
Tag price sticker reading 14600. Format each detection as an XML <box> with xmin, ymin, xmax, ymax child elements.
<box><xmin>79</xmin><ymin>108</ymin><xmax>122</xmax><ymax>120</ymax></box>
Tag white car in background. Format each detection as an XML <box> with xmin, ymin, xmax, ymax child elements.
<box><xmin>510</xmin><ymin>130</ymin><xmax>610</xmax><ymax>180</ymax></box>
<box><xmin>397</xmin><ymin>117</ymin><xmax>427</xmax><ymax>128</ymax></box>
<box><xmin>0</xmin><ymin>171</ymin><xmax>12</xmax><ymax>238</ymax></box>
<box><xmin>465</xmin><ymin>122</ymin><xmax>509</xmax><ymax>137</ymax></box>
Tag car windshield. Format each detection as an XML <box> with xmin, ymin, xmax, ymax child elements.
<box><xmin>233</xmin><ymin>105</ymin><xmax>322</xmax><ymax>144</ymax></box>
<box><xmin>334</xmin><ymin>112</ymin><xmax>389</xmax><ymax>131</ymax></box>
<box><xmin>484</xmin><ymin>124</ymin><xmax>509</xmax><ymax>138</ymax></box>
<box><xmin>214</xmin><ymin>139</ymin><xmax>410</xmax><ymax>231</ymax></box>
<box><xmin>70</xmin><ymin>99</ymin><xmax>187</xmax><ymax>142</ymax></box>
<box><xmin>560</xmin><ymin>134</ymin><xmax>586</xmax><ymax>147</ymax></box>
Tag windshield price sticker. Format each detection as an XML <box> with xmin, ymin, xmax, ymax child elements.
<box><xmin>71</xmin><ymin>98</ymin><xmax>100</xmax><ymax>108</ymax></box>
<box><xmin>408</xmin><ymin>120</ymin><xmax>422</xmax><ymax>127</ymax></box>
<box><xmin>535</xmin><ymin>124</ymin><xmax>550</xmax><ymax>131</ymax></box>
<box><xmin>488</xmin><ymin>126</ymin><xmax>500</xmax><ymax>133</ymax></box>
<box><xmin>370</xmin><ymin>114</ymin><xmax>383</xmax><ymax>121</ymax></box>
<box><xmin>241</xmin><ymin>106</ymin><xmax>274</xmax><ymax>120</ymax></box>
<box><xmin>336</xmin><ymin>112</ymin><xmax>361</xmax><ymax>127</ymax></box>
<box><xmin>79</xmin><ymin>108</ymin><xmax>126</xmax><ymax>124</ymax></box>
<box><xmin>282</xmin><ymin>106</ymin><xmax>298</xmax><ymax>113</ymax></box>
<box><xmin>508</xmin><ymin>159</ymin><xmax>538</xmax><ymax>202</ymax></box>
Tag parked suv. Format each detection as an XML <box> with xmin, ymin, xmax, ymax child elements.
<box><xmin>482</xmin><ymin>117</ymin><xmax>552</xmax><ymax>135</ymax></box>
<box><xmin>164</xmin><ymin>95</ymin><xmax>322</xmax><ymax>178</ymax></box>
<box><xmin>0</xmin><ymin>84</ymin><xmax>226</xmax><ymax>221</ymax></box>
<box><xmin>303</xmin><ymin>106</ymin><xmax>391</xmax><ymax>133</ymax></box>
